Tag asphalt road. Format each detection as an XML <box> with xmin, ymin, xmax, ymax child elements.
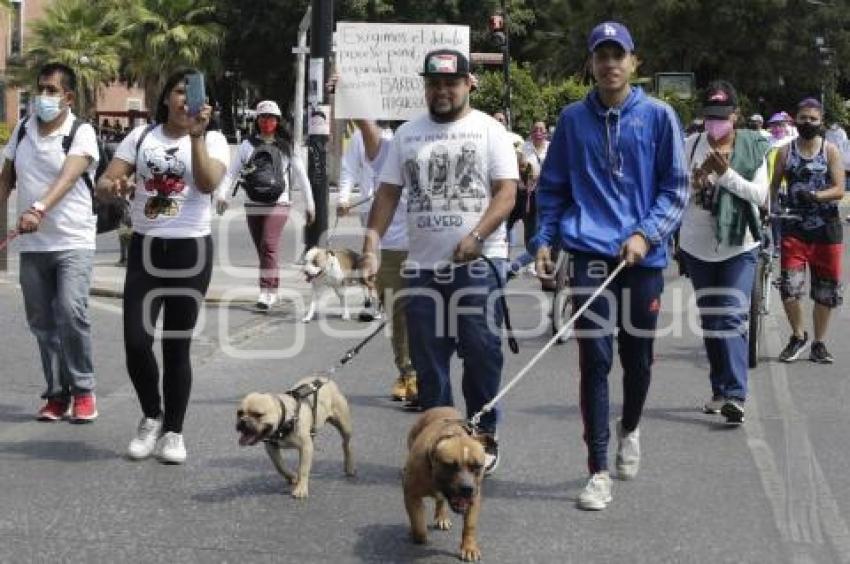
<box><xmin>1</xmin><ymin>207</ymin><xmax>849</xmax><ymax>563</ymax></box>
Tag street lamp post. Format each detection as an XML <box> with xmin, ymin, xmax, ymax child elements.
<box><xmin>305</xmin><ymin>0</ymin><xmax>334</xmax><ymax>252</ymax></box>
<box><xmin>806</xmin><ymin>0</ymin><xmax>834</xmax><ymax>109</ymax></box>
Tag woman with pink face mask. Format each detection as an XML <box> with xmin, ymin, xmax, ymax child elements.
<box><xmin>216</xmin><ymin>100</ymin><xmax>315</xmax><ymax>311</ymax></box>
<box><xmin>678</xmin><ymin>80</ymin><xmax>771</xmax><ymax>426</ymax></box>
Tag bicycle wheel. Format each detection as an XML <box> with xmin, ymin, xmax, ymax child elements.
<box><xmin>748</xmin><ymin>255</ymin><xmax>768</xmax><ymax>368</ymax></box>
<box><xmin>551</xmin><ymin>253</ymin><xmax>572</xmax><ymax>344</ymax></box>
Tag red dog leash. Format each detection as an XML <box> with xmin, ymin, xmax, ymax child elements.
<box><xmin>0</xmin><ymin>229</ymin><xmax>18</xmax><ymax>252</ymax></box>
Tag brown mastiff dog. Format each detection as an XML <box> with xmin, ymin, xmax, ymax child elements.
<box><xmin>403</xmin><ymin>407</ymin><xmax>492</xmax><ymax>561</ymax></box>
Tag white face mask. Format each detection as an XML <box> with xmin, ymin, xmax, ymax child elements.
<box><xmin>35</xmin><ymin>95</ymin><xmax>63</xmax><ymax>122</ymax></box>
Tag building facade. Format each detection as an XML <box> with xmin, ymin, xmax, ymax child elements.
<box><xmin>0</xmin><ymin>0</ymin><xmax>147</xmax><ymax>130</ymax></box>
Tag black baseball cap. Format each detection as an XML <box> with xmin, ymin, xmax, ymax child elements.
<box><xmin>420</xmin><ymin>49</ymin><xmax>470</xmax><ymax>77</ymax></box>
<box><xmin>702</xmin><ymin>81</ymin><xmax>738</xmax><ymax>119</ymax></box>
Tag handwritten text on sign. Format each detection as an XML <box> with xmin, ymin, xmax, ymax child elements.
<box><xmin>334</xmin><ymin>22</ymin><xmax>470</xmax><ymax>120</ymax></box>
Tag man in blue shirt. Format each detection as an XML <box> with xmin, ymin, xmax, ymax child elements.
<box><xmin>531</xmin><ymin>22</ymin><xmax>688</xmax><ymax>511</ymax></box>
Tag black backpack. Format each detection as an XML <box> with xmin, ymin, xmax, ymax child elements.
<box><xmin>240</xmin><ymin>137</ymin><xmax>290</xmax><ymax>204</ymax></box>
<box><xmin>13</xmin><ymin>117</ymin><xmax>126</xmax><ymax>234</ymax></box>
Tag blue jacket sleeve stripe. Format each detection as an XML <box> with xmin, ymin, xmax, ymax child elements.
<box><xmin>635</xmin><ymin>103</ymin><xmax>689</xmax><ymax>245</ymax></box>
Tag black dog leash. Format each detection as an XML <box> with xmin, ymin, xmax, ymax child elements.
<box><xmin>325</xmin><ymin>320</ymin><xmax>388</xmax><ymax>375</ymax></box>
<box><xmin>481</xmin><ymin>256</ymin><xmax>519</xmax><ymax>355</ymax></box>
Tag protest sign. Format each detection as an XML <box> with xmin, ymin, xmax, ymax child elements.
<box><xmin>334</xmin><ymin>22</ymin><xmax>470</xmax><ymax>120</ymax></box>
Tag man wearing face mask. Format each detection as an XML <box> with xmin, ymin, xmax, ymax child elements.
<box><xmin>772</xmin><ymin>98</ymin><xmax>846</xmax><ymax>364</ymax></box>
<box><xmin>0</xmin><ymin>63</ymin><xmax>100</xmax><ymax>422</ymax></box>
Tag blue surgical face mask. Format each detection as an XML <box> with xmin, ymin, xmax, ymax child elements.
<box><xmin>35</xmin><ymin>95</ymin><xmax>63</xmax><ymax>122</ymax></box>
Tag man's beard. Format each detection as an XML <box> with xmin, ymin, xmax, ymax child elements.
<box><xmin>429</xmin><ymin>95</ymin><xmax>468</xmax><ymax>123</ymax></box>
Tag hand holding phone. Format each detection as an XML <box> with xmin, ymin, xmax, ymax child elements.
<box><xmin>185</xmin><ymin>72</ymin><xmax>206</xmax><ymax>117</ymax></box>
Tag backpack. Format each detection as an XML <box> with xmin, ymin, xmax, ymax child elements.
<box><xmin>240</xmin><ymin>137</ymin><xmax>290</xmax><ymax>204</ymax></box>
<box><xmin>13</xmin><ymin>117</ymin><xmax>126</xmax><ymax>234</ymax></box>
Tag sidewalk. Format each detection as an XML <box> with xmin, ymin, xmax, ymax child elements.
<box><xmin>3</xmin><ymin>193</ymin><xmax>369</xmax><ymax>305</ymax></box>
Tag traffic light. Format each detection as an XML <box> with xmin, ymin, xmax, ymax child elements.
<box><xmin>488</xmin><ymin>14</ymin><xmax>504</xmax><ymax>33</ymax></box>
<box><xmin>489</xmin><ymin>13</ymin><xmax>506</xmax><ymax>47</ymax></box>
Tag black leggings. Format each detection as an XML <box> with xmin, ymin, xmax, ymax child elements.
<box><xmin>123</xmin><ymin>233</ymin><xmax>213</xmax><ymax>433</ymax></box>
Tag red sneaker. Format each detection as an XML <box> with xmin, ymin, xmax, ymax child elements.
<box><xmin>37</xmin><ymin>399</ymin><xmax>70</xmax><ymax>421</ymax></box>
<box><xmin>71</xmin><ymin>393</ymin><xmax>98</xmax><ymax>423</ymax></box>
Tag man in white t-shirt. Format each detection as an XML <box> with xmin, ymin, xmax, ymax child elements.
<box><xmin>0</xmin><ymin>63</ymin><xmax>100</xmax><ymax>423</ymax></box>
<box><xmin>362</xmin><ymin>49</ymin><xmax>519</xmax><ymax>475</ymax></box>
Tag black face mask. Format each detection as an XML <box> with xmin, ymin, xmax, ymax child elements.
<box><xmin>797</xmin><ymin>122</ymin><xmax>823</xmax><ymax>140</ymax></box>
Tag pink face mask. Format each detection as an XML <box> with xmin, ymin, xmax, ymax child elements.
<box><xmin>770</xmin><ymin>125</ymin><xmax>787</xmax><ymax>139</ymax></box>
<box><xmin>705</xmin><ymin>119</ymin><xmax>733</xmax><ymax>141</ymax></box>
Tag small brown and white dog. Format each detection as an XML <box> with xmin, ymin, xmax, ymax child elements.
<box><xmin>301</xmin><ymin>247</ymin><xmax>375</xmax><ymax>322</ymax></box>
<box><xmin>403</xmin><ymin>407</ymin><xmax>492</xmax><ymax>562</ymax></box>
<box><xmin>235</xmin><ymin>376</ymin><xmax>355</xmax><ymax>499</ymax></box>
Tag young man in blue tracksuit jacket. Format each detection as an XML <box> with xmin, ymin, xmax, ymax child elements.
<box><xmin>531</xmin><ymin>21</ymin><xmax>688</xmax><ymax>511</ymax></box>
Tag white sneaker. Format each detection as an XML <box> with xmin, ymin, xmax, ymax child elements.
<box><xmin>577</xmin><ymin>472</ymin><xmax>612</xmax><ymax>511</ymax></box>
<box><xmin>616</xmin><ymin>420</ymin><xmax>640</xmax><ymax>480</ymax></box>
<box><xmin>127</xmin><ymin>417</ymin><xmax>162</xmax><ymax>460</ymax></box>
<box><xmin>155</xmin><ymin>432</ymin><xmax>186</xmax><ymax>464</ymax></box>
<box><xmin>255</xmin><ymin>291</ymin><xmax>270</xmax><ymax>311</ymax></box>
<box><xmin>265</xmin><ymin>292</ymin><xmax>278</xmax><ymax>308</ymax></box>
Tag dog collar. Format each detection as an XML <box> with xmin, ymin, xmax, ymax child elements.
<box><xmin>305</xmin><ymin>269</ymin><xmax>326</xmax><ymax>283</ymax></box>
<box><xmin>264</xmin><ymin>379</ymin><xmax>326</xmax><ymax>443</ymax></box>
<box><xmin>266</xmin><ymin>397</ymin><xmax>297</xmax><ymax>443</ymax></box>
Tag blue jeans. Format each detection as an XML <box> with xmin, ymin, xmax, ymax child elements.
<box><xmin>19</xmin><ymin>250</ymin><xmax>95</xmax><ymax>399</ymax></box>
<box><xmin>681</xmin><ymin>249</ymin><xmax>757</xmax><ymax>402</ymax></box>
<box><xmin>405</xmin><ymin>259</ymin><xmax>506</xmax><ymax>432</ymax></box>
<box><xmin>570</xmin><ymin>253</ymin><xmax>664</xmax><ymax>474</ymax></box>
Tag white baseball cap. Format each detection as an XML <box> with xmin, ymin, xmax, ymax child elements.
<box><xmin>255</xmin><ymin>100</ymin><xmax>282</xmax><ymax>117</ymax></box>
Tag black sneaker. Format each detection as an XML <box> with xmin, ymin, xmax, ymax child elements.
<box><xmin>810</xmin><ymin>341</ymin><xmax>834</xmax><ymax>364</ymax></box>
<box><xmin>779</xmin><ymin>332</ymin><xmax>809</xmax><ymax>363</ymax></box>
<box><xmin>481</xmin><ymin>434</ymin><xmax>499</xmax><ymax>476</ymax></box>
<box><xmin>721</xmin><ymin>400</ymin><xmax>745</xmax><ymax>425</ymax></box>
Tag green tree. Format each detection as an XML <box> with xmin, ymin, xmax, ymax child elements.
<box><xmin>213</xmin><ymin>0</ymin><xmax>534</xmax><ymax>130</ymax></box>
<box><xmin>110</xmin><ymin>0</ymin><xmax>223</xmax><ymax>113</ymax></box>
<box><xmin>10</xmin><ymin>0</ymin><xmax>124</xmax><ymax>118</ymax></box>
<box><xmin>472</xmin><ymin>65</ymin><xmax>592</xmax><ymax>134</ymax></box>
<box><xmin>519</xmin><ymin>0</ymin><xmax>850</xmax><ymax>113</ymax></box>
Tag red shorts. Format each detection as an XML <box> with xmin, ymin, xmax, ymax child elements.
<box><xmin>780</xmin><ymin>236</ymin><xmax>842</xmax><ymax>280</ymax></box>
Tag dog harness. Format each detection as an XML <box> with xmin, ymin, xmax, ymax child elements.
<box><xmin>265</xmin><ymin>379</ymin><xmax>326</xmax><ymax>443</ymax></box>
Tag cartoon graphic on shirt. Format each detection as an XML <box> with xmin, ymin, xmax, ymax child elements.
<box><xmin>405</xmin><ymin>157</ymin><xmax>431</xmax><ymax>212</ymax></box>
<box><xmin>141</xmin><ymin>146</ymin><xmax>187</xmax><ymax>219</ymax></box>
<box><xmin>427</xmin><ymin>145</ymin><xmax>451</xmax><ymax>198</ymax></box>
<box><xmin>445</xmin><ymin>142</ymin><xmax>486</xmax><ymax>212</ymax></box>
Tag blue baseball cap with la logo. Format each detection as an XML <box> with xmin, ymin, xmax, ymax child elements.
<box><xmin>588</xmin><ymin>21</ymin><xmax>635</xmax><ymax>53</ymax></box>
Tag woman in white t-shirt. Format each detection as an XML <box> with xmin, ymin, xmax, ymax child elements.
<box><xmin>215</xmin><ymin>100</ymin><xmax>315</xmax><ymax>310</ymax></box>
<box><xmin>678</xmin><ymin>81</ymin><xmax>769</xmax><ymax>426</ymax></box>
<box><xmin>96</xmin><ymin>69</ymin><xmax>230</xmax><ymax>465</ymax></box>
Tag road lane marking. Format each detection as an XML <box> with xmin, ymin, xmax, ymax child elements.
<box><xmin>746</xmin><ymin>307</ymin><xmax>850</xmax><ymax>563</ymax></box>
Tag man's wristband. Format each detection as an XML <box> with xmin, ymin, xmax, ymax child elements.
<box><xmin>28</xmin><ymin>201</ymin><xmax>47</xmax><ymax>219</ymax></box>
<box><xmin>470</xmin><ymin>230</ymin><xmax>485</xmax><ymax>244</ymax></box>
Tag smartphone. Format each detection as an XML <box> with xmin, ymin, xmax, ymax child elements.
<box><xmin>185</xmin><ymin>72</ymin><xmax>206</xmax><ymax>116</ymax></box>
